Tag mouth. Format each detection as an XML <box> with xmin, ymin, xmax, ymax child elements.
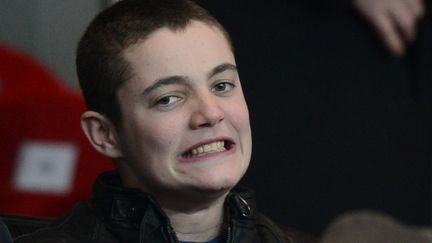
<box><xmin>181</xmin><ymin>139</ymin><xmax>234</xmax><ymax>159</ymax></box>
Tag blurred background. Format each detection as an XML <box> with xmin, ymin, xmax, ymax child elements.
<box><xmin>0</xmin><ymin>0</ymin><xmax>116</xmax><ymax>89</ymax></box>
<box><xmin>0</xmin><ymin>0</ymin><xmax>115</xmax><ymax>221</ymax></box>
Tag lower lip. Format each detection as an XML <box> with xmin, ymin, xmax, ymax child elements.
<box><xmin>178</xmin><ymin>144</ymin><xmax>236</xmax><ymax>163</ymax></box>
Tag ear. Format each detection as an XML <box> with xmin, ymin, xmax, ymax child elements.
<box><xmin>80</xmin><ymin>111</ymin><xmax>123</xmax><ymax>159</ymax></box>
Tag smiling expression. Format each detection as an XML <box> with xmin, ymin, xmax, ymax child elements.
<box><xmin>113</xmin><ymin>21</ymin><xmax>252</xmax><ymax>200</ymax></box>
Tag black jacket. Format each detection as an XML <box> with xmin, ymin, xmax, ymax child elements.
<box><xmin>16</xmin><ymin>172</ymin><xmax>315</xmax><ymax>243</ymax></box>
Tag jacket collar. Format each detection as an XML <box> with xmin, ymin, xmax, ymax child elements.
<box><xmin>90</xmin><ymin>172</ymin><xmax>258</xmax><ymax>232</ymax></box>
<box><xmin>90</xmin><ymin>172</ymin><xmax>169</xmax><ymax>230</ymax></box>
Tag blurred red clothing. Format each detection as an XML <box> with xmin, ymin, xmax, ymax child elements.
<box><xmin>0</xmin><ymin>44</ymin><xmax>114</xmax><ymax>217</ymax></box>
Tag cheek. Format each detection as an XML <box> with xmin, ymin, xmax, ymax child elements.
<box><xmin>142</xmin><ymin>124</ymin><xmax>181</xmax><ymax>153</ymax></box>
<box><xmin>226</xmin><ymin>99</ymin><xmax>252</xmax><ymax>158</ymax></box>
<box><xmin>227</xmin><ymin>99</ymin><xmax>250</xmax><ymax>130</ymax></box>
<box><xmin>122</xmin><ymin>117</ymin><xmax>180</xmax><ymax>157</ymax></box>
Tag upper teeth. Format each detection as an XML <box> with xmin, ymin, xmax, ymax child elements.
<box><xmin>191</xmin><ymin>141</ymin><xmax>226</xmax><ymax>156</ymax></box>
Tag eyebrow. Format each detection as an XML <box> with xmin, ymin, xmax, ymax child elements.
<box><xmin>141</xmin><ymin>63</ymin><xmax>238</xmax><ymax>97</ymax></box>
<box><xmin>207</xmin><ymin>63</ymin><xmax>238</xmax><ymax>79</ymax></box>
<box><xmin>141</xmin><ymin>76</ymin><xmax>190</xmax><ymax>97</ymax></box>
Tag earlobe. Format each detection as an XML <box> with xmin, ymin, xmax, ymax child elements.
<box><xmin>80</xmin><ymin>111</ymin><xmax>123</xmax><ymax>158</ymax></box>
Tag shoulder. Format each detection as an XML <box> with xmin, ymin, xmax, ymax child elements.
<box><xmin>15</xmin><ymin>203</ymin><xmax>100</xmax><ymax>243</ymax></box>
<box><xmin>255</xmin><ymin>212</ymin><xmax>318</xmax><ymax>243</ymax></box>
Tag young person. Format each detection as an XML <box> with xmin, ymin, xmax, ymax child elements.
<box><xmin>16</xmin><ymin>1</ymin><xmax>315</xmax><ymax>242</ymax></box>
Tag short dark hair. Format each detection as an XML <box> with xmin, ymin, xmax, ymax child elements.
<box><xmin>76</xmin><ymin>0</ymin><xmax>231</xmax><ymax>125</ymax></box>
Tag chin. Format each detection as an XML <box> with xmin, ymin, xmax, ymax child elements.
<box><xmin>189</xmin><ymin>172</ymin><xmax>243</xmax><ymax>194</ymax></box>
<box><xmin>177</xmin><ymin>160</ymin><xmax>249</xmax><ymax>196</ymax></box>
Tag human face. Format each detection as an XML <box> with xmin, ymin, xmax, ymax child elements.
<box><xmin>115</xmin><ymin>21</ymin><xmax>252</xmax><ymax>200</ymax></box>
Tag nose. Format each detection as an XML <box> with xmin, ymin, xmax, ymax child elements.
<box><xmin>189</xmin><ymin>94</ymin><xmax>224</xmax><ymax>129</ymax></box>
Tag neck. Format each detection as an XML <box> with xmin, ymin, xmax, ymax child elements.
<box><xmin>162</xmin><ymin>195</ymin><xmax>227</xmax><ymax>242</ymax></box>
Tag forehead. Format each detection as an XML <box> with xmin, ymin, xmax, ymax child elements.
<box><xmin>122</xmin><ymin>21</ymin><xmax>235</xmax><ymax>88</ymax></box>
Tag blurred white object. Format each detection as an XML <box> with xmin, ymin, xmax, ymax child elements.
<box><xmin>13</xmin><ymin>141</ymin><xmax>78</xmax><ymax>195</ymax></box>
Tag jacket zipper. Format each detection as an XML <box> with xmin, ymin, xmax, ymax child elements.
<box><xmin>226</xmin><ymin>226</ymin><xmax>231</xmax><ymax>243</ymax></box>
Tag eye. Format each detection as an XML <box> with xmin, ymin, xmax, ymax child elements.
<box><xmin>212</xmin><ymin>81</ymin><xmax>235</xmax><ymax>94</ymax></box>
<box><xmin>155</xmin><ymin>95</ymin><xmax>182</xmax><ymax>107</ymax></box>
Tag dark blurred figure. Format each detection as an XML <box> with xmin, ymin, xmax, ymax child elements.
<box><xmin>0</xmin><ymin>220</ymin><xmax>13</xmax><ymax>243</ymax></box>
<box><xmin>200</xmin><ymin>0</ymin><xmax>432</xmax><ymax>234</ymax></box>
